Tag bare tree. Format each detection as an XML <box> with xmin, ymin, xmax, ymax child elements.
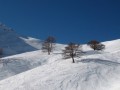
<box><xmin>42</xmin><ymin>36</ymin><xmax>56</xmax><ymax>55</ymax></box>
<box><xmin>95</xmin><ymin>43</ymin><xmax>105</xmax><ymax>50</ymax></box>
<box><xmin>62</xmin><ymin>42</ymin><xmax>83</xmax><ymax>63</ymax></box>
<box><xmin>87</xmin><ymin>40</ymin><xmax>105</xmax><ymax>51</ymax></box>
<box><xmin>0</xmin><ymin>48</ymin><xmax>3</xmax><ymax>57</ymax></box>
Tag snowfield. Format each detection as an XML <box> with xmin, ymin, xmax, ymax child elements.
<box><xmin>0</xmin><ymin>26</ymin><xmax>120</xmax><ymax>90</ymax></box>
<box><xmin>0</xmin><ymin>38</ymin><xmax>120</xmax><ymax>90</ymax></box>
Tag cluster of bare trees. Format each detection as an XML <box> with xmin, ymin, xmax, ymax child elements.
<box><xmin>42</xmin><ymin>36</ymin><xmax>105</xmax><ymax>63</ymax></box>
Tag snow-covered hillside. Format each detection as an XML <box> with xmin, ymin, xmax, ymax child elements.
<box><xmin>0</xmin><ymin>37</ymin><xmax>120</xmax><ymax>90</ymax></box>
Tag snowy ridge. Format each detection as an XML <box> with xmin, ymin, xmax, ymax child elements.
<box><xmin>20</xmin><ymin>37</ymin><xmax>42</xmax><ymax>49</ymax></box>
<box><xmin>0</xmin><ymin>39</ymin><xmax>120</xmax><ymax>90</ymax></box>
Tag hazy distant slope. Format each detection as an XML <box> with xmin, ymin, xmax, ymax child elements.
<box><xmin>0</xmin><ymin>24</ymin><xmax>39</xmax><ymax>56</ymax></box>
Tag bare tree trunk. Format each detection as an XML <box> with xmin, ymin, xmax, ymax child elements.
<box><xmin>48</xmin><ymin>48</ymin><xmax>50</xmax><ymax>55</ymax></box>
<box><xmin>72</xmin><ymin>57</ymin><xmax>75</xmax><ymax>63</ymax></box>
<box><xmin>71</xmin><ymin>53</ymin><xmax>75</xmax><ymax>63</ymax></box>
<box><xmin>93</xmin><ymin>46</ymin><xmax>95</xmax><ymax>51</ymax></box>
<box><xmin>50</xmin><ymin>43</ymin><xmax>52</xmax><ymax>52</ymax></box>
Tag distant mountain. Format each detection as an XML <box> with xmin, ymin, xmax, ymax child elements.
<box><xmin>0</xmin><ymin>23</ymin><xmax>41</xmax><ymax>56</ymax></box>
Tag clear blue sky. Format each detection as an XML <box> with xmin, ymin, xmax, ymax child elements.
<box><xmin>0</xmin><ymin>0</ymin><xmax>120</xmax><ymax>43</ymax></box>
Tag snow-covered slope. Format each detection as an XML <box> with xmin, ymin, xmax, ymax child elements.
<box><xmin>0</xmin><ymin>43</ymin><xmax>64</xmax><ymax>80</ymax></box>
<box><xmin>103</xmin><ymin>39</ymin><xmax>120</xmax><ymax>52</ymax></box>
<box><xmin>0</xmin><ymin>39</ymin><xmax>120</xmax><ymax>90</ymax></box>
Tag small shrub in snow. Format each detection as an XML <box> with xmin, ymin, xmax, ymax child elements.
<box><xmin>87</xmin><ymin>40</ymin><xmax>105</xmax><ymax>51</ymax></box>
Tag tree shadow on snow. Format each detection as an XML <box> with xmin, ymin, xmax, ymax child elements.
<box><xmin>83</xmin><ymin>50</ymin><xmax>103</xmax><ymax>56</ymax></box>
<box><xmin>80</xmin><ymin>58</ymin><xmax>120</xmax><ymax>66</ymax></box>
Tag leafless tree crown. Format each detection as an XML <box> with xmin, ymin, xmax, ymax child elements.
<box><xmin>63</xmin><ymin>42</ymin><xmax>83</xmax><ymax>63</ymax></box>
<box><xmin>42</xmin><ymin>36</ymin><xmax>56</xmax><ymax>55</ymax></box>
<box><xmin>87</xmin><ymin>40</ymin><xmax>105</xmax><ymax>51</ymax></box>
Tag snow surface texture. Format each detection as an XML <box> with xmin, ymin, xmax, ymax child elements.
<box><xmin>0</xmin><ymin>25</ymin><xmax>120</xmax><ymax>90</ymax></box>
<box><xmin>0</xmin><ymin>37</ymin><xmax>120</xmax><ymax>90</ymax></box>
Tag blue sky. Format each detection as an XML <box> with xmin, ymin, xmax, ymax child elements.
<box><xmin>0</xmin><ymin>0</ymin><xmax>120</xmax><ymax>43</ymax></box>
